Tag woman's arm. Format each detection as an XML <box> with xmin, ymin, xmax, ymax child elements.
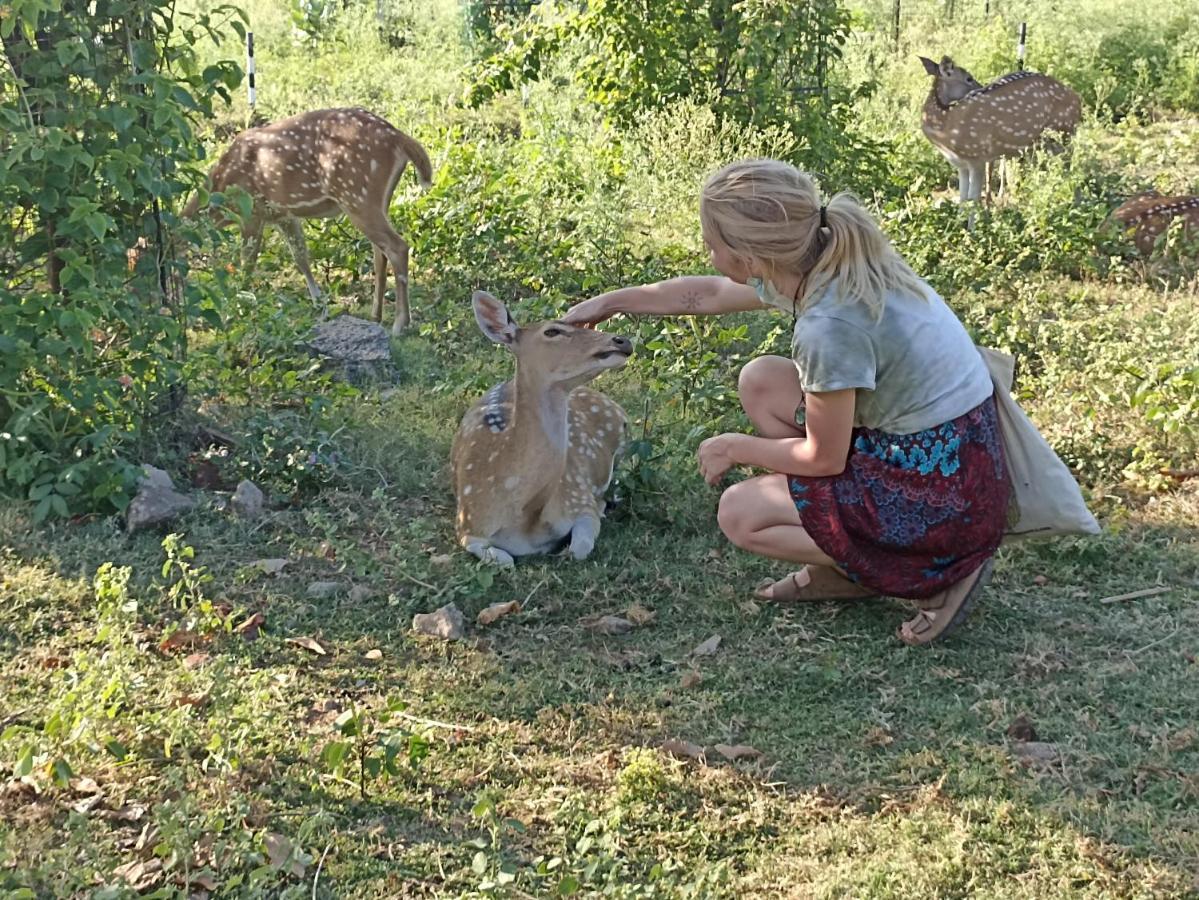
<box><xmin>561</xmin><ymin>276</ymin><xmax>763</xmax><ymax>325</ymax></box>
<box><xmin>698</xmin><ymin>389</ymin><xmax>856</xmax><ymax>483</ymax></box>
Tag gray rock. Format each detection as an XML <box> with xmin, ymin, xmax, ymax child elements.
<box><xmin>348</xmin><ymin>585</ymin><xmax>373</xmax><ymax>603</ymax></box>
<box><xmin>126</xmin><ymin>465</ymin><xmax>194</xmax><ymax>533</ymax></box>
<box><xmin>306</xmin><ymin>315</ymin><xmax>395</xmax><ymax>385</ymax></box>
<box><xmin>306</xmin><ymin>581</ymin><xmax>343</xmax><ymax>600</ymax></box>
<box><xmin>231</xmin><ymin>479</ymin><xmax>265</xmax><ymax>519</ymax></box>
<box><xmin>412</xmin><ymin>603</ymin><xmax>465</xmax><ymax>641</ymax></box>
<box><xmin>1011</xmin><ymin>740</ymin><xmax>1059</xmax><ymax>765</ymax></box>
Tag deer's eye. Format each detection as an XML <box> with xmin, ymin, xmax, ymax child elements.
<box><xmin>543</xmin><ymin>327</ymin><xmax>565</xmax><ymax>338</ymax></box>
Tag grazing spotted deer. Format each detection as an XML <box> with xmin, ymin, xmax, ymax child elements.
<box><xmin>1112</xmin><ymin>190</ymin><xmax>1199</xmax><ymax>256</ymax></box>
<box><xmin>918</xmin><ymin>56</ymin><xmax>1081</xmax><ymax>205</ymax></box>
<box><xmin>183</xmin><ymin>107</ymin><xmax>432</xmax><ymax>334</ymax></box>
<box><xmin>452</xmin><ymin>291</ymin><xmax>632</xmax><ymax>567</ymax></box>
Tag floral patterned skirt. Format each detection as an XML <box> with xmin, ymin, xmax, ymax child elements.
<box><xmin>789</xmin><ymin>396</ymin><xmax>1010</xmax><ymax>600</ymax></box>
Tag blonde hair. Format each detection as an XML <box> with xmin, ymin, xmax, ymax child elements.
<box><xmin>699</xmin><ymin>159</ymin><xmax>928</xmax><ymax>316</ymax></box>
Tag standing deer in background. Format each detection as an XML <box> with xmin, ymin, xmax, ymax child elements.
<box><xmin>452</xmin><ymin>291</ymin><xmax>632</xmax><ymax>567</ymax></box>
<box><xmin>918</xmin><ymin>56</ymin><xmax>1081</xmax><ymax>206</ymax></box>
<box><xmin>1112</xmin><ymin>190</ymin><xmax>1199</xmax><ymax>256</ymax></box>
<box><xmin>183</xmin><ymin>107</ymin><xmax>432</xmax><ymax>334</ymax></box>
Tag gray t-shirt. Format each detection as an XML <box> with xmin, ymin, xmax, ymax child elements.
<box><xmin>791</xmin><ymin>281</ymin><xmax>993</xmax><ymax>435</ymax></box>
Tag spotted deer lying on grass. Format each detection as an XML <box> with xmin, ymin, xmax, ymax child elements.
<box><xmin>918</xmin><ymin>55</ymin><xmax>1081</xmax><ymax>205</ymax></box>
<box><xmin>183</xmin><ymin>107</ymin><xmax>431</xmax><ymax>334</ymax></box>
<box><xmin>452</xmin><ymin>291</ymin><xmax>632</xmax><ymax>567</ymax></box>
<box><xmin>1112</xmin><ymin>190</ymin><xmax>1199</xmax><ymax>256</ymax></box>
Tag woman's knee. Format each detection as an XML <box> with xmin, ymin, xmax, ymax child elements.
<box><xmin>738</xmin><ymin>355</ymin><xmax>796</xmax><ymax>400</ymax></box>
<box><xmin>716</xmin><ymin>482</ymin><xmax>754</xmax><ymax>547</ymax></box>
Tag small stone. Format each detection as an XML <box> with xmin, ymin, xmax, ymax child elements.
<box><xmin>348</xmin><ymin>585</ymin><xmax>373</xmax><ymax>603</ymax></box>
<box><xmin>306</xmin><ymin>581</ymin><xmax>342</xmax><ymax>600</ymax></box>
<box><xmin>1012</xmin><ymin>741</ymin><xmax>1059</xmax><ymax>765</ymax></box>
<box><xmin>305</xmin><ymin>315</ymin><xmax>395</xmax><ymax>385</ymax></box>
<box><xmin>230</xmin><ymin>479</ymin><xmax>265</xmax><ymax>519</ymax></box>
<box><xmin>126</xmin><ymin>465</ymin><xmax>194</xmax><ymax>533</ymax></box>
<box><xmin>412</xmin><ymin>603</ymin><xmax>465</xmax><ymax>641</ymax></box>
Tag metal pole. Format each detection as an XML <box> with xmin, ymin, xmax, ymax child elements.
<box><xmin>246</xmin><ymin>31</ymin><xmax>256</xmax><ymax>122</ymax></box>
<box><xmin>1016</xmin><ymin>22</ymin><xmax>1027</xmax><ymax>70</ymax></box>
<box><xmin>892</xmin><ymin>0</ymin><xmax>900</xmax><ymax>50</ymax></box>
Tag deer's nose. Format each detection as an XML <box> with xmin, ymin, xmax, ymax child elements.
<box><xmin>610</xmin><ymin>335</ymin><xmax>632</xmax><ymax>353</ymax></box>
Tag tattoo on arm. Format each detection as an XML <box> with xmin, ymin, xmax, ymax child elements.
<box><xmin>682</xmin><ymin>290</ymin><xmax>702</xmax><ymax>311</ymax></box>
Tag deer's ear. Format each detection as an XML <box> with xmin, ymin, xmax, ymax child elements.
<box><xmin>918</xmin><ymin>56</ymin><xmax>939</xmax><ymax>76</ymax></box>
<box><xmin>472</xmin><ymin>291</ymin><xmax>518</xmax><ymax>346</ymax></box>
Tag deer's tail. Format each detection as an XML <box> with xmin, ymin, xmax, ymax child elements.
<box><xmin>397</xmin><ymin>131</ymin><xmax>433</xmax><ymax>189</ymax></box>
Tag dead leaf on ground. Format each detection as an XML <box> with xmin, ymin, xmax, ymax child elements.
<box><xmin>1006</xmin><ymin>714</ymin><xmax>1038</xmax><ymax>742</ymax></box>
<box><xmin>158</xmin><ymin>630</ymin><xmax>206</xmax><ymax>654</ymax></box>
<box><xmin>72</xmin><ymin>794</ymin><xmax>105</xmax><ymax>815</ymax></box>
<box><xmin>174</xmin><ymin>692</ymin><xmax>210</xmax><ymax>709</ymax></box>
<box><xmin>191</xmin><ymin>872</ymin><xmax>218</xmax><ymax>891</ymax></box>
<box><xmin>305</xmin><ymin>698</ymin><xmax>343</xmax><ymax>728</ymax></box>
<box><xmin>863</xmin><ymin>726</ymin><xmax>895</xmax><ymax>748</ymax></box>
<box><xmin>713</xmin><ymin>743</ymin><xmax>763</xmax><ymax>761</ymax></box>
<box><xmin>264</xmin><ymin>832</ymin><xmax>306</xmax><ymax>878</ymax></box>
<box><xmin>430</xmin><ymin>553</ymin><xmax>454</xmax><ymax>565</ymax></box>
<box><xmin>364</xmin><ymin>648</ymin><xmax>383</xmax><ymax>661</ymax></box>
<box><xmin>286</xmin><ymin>635</ymin><xmax>331</xmax><ymax>656</ymax></box>
<box><xmin>1032</xmin><ymin>574</ymin><xmax>1049</xmax><ymax>587</ymax></box>
<box><xmin>477</xmin><ymin>600</ymin><xmax>521</xmax><ymax>626</ymax></box>
<box><xmin>111</xmin><ymin>858</ymin><xmax>163</xmax><ymax>890</ymax></box>
<box><xmin>626</xmin><ymin>602</ymin><xmax>656</xmax><ymax>626</ymax></box>
<box><xmin>252</xmin><ymin>558</ymin><xmax>289</xmax><ymax>576</ymax></box>
<box><xmin>40</xmin><ymin>655</ymin><xmax>69</xmax><ymax>670</ymax></box>
<box><xmin>237</xmin><ymin>611</ymin><xmax>266</xmax><ymax>641</ymax></box>
<box><xmin>680</xmin><ymin>670</ymin><xmax>703</xmax><ymax>689</ymax></box>
<box><xmin>582</xmin><ymin>615</ymin><xmax>634</xmax><ymax>636</ymax></box>
<box><xmin>691</xmin><ymin>634</ymin><xmax>722</xmax><ymax>657</ymax></box>
<box><xmin>183</xmin><ymin>652</ymin><xmax>210</xmax><ymax>670</ymax></box>
<box><xmin>103</xmin><ymin>803</ymin><xmax>147</xmax><ymax>823</ymax></box>
<box><xmin>660</xmin><ymin>739</ymin><xmax>705</xmax><ymax>759</ymax></box>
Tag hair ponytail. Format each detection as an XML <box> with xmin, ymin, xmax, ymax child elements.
<box><xmin>700</xmin><ymin>160</ymin><xmax>928</xmax><ymax>317</ymax></box>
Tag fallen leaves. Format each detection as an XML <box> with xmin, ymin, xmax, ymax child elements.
<box><xmin>252</xmin><ymin>558</ymin><xmax>289</xmax><ymax>576</ymax></box>
<box><xmin>286</xmin><ymin>635</ymin><xmax>332</xmax><ymax>656</ymax></box>
<box><xmin>691</xmin><ymin>634</ymin><xmax>722</xmax><ymax>657</ymax></box>
<box><xmin>158</xmin><ymin>629</ymin><xmax>206</xmax><ymax>654</ymax></box>
<box><xmin>659</xmin><ymin>739</ymin><xmax>765</xmax><ymax>764</ymax></box>
<box><xmin>111</xmin><ymin>858</ymin><xmax>163</xmax><ymax>891</ymax></box>
<box><xmin>712</xmin><ymin>743</ymin><xmax>763</xmax><ymax>761</ymax></box>
<box><xmin>364</xmin><ymin>648</ymin><xmax>383</xmax><ymax>661</ymax></box>
<box><xmin>237</xmin><ymin>611</ymin><xmax>265</xmax><ymax>641</ymax></box>
<box><xmin>680</xmin><ymin>670</ymin><xmax>703</xmax><ymax>690</ymax></box>
<box><xmin>660</xmin><ymin>739</ymin><xmax>704</xmax><ymax>759</ymax></box>
<box><xmin>477</xmin><ymin>600</ymin><xmax>520</xmax><ymax>626</ymax></box>
<box><xmin>1006</xmin><ymin>714</ymin><xmax>1038</xmax><ymax>742</ymax></box>
<box><xmin>264</xmin><ymin>832</ymin><xmax>307</xmax><ymax>878</ymax></box>
<box><xmin>582</xmin><ymin>615</ymin><xmax>634</xmax><ymax>636</ymax></box>
<box><xmin>625</xmin><ymin>602</ymin><xmax>656</xmax><ymax>626</ymax></box>
<box><xmin>182</xmin><ymin>652</ymin><xmax>210</xmax><ymax>670</ymax></box>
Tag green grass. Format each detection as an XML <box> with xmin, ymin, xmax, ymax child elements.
<box><xmin>4</xmin><ymin>0</ymin><xmax>1199</xmax><ymax>895</ymax></box>
<box><xmin>2</xmin><ymin>286</ymin><xmax>1197</xmax><ymax>895</ymax></box>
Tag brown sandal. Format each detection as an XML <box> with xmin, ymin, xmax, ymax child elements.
<box><xmin>898</xmin><ymin>558</ymin><xmax>994</xmax><ymax>646</ymax></box>
<box><xmin>755</xmin><ymin>565</ymin><xmax>877</xmax><ymax>603</ymax></box>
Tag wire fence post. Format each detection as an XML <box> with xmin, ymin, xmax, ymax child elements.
<box><xmin>246</xmin><ymin>31</ymin><xmax>256</xmax><ymax>124</ymax></box>
<box><xmin>892</xmin><ymin>0</ymin><xmax>901</xmax><ymax>50</ymax></box>
<box><xmin>1016</xmin><ymin>22</ymin><xmax>1027</xmax><ymax>70</ymax></box>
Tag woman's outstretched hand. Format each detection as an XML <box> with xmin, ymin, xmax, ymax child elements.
<box><xmin>698</xmin><ymin>433</ymin><xmax>742</xmax><ymax>485</ymax></box>
<box><xmin>560</xmin><ymin>293</ymin><xmax>616</xmax><ymax>327</ymax></box>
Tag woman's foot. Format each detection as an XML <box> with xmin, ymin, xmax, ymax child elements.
<box><xmin>898</xmin><ymin>558</ymin><xmax>994</xmax><ymax>646</ymax></box>
<box><xmin>754</xmin><ymin>565</ymin><xmax>877</xmax><ymax>602</ymax></box>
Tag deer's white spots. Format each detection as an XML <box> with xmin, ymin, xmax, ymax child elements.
<box><xmin>463</xmin><ymin>485</ymin><xmax>473</xmax><ymax>495</ymax></box>
<box><xmin>504</xmin><ymin>476</ymin><xmax>520</xmax><ymax>489</ymax></box>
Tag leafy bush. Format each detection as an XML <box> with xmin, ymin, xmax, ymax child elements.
<box><xmin>0</xmin><ymin>0</ymin><xmax>244</xmax><ymax>520</ymax></box>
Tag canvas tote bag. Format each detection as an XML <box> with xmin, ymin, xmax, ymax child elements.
<box><xmin>977</xmin><ymin>347</ymin><xmax>1101</xmax><ymax>543</ymax></box>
